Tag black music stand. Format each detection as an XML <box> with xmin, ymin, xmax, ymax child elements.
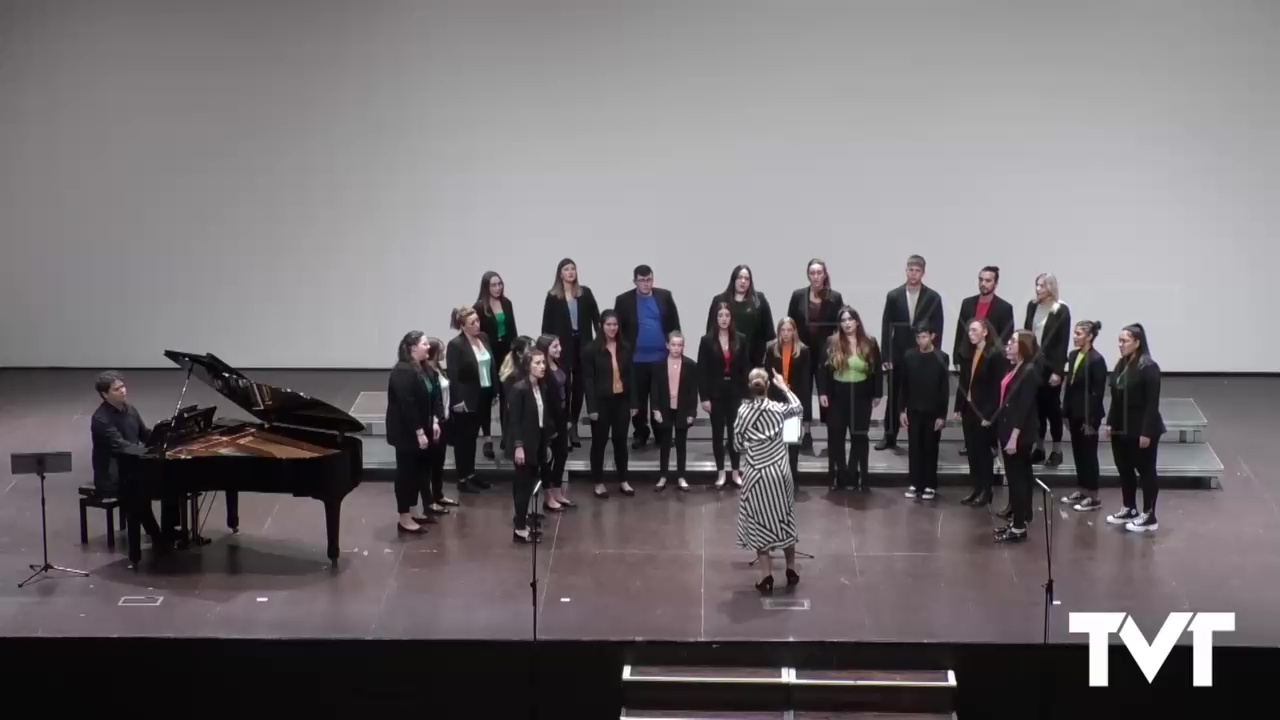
<box><xmin>12</xmin><ymin>452</ymin><xmax>90</xmax><ymax>588</ymax></box>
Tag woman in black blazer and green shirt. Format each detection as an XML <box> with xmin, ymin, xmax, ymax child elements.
<box><xmin>445</xmin><ymin>305</ymin><xmax>499</xmax><ymax>493</ymax></box>
<box><xmin>953</xmin><ymin>318</ymin><xmax>1007</xmax><ymax>507</ymax></box>
<box><xmin>786</xmin><ymin>259</ymin><xmax>845</xmax><ymax>450</ymax></box>
<box><xmin>541</xmin><ymin>258</ymin><xmax>602</xmax><ymax>449</ymax></box>
<box><xmin>474</xmin><ymin>271</ymin><xmax>517</xmax><ymax>459</ymax></box>
<box><xmin>763</xmin><ymin>317</ymin><xmax>811</xmax><ymax>479</ymax></box>
<box><xmin>994</xmin><ymin>330</ymin><xmax>1041</xmax><ymax>543</ymax></box>
<box><xmin>386</xmin><ymin>331</ymin><xmax>443</xmax><ymax>535</ymax></box>
<box><xmin>1060</xmin><ymin>320</ymin><xmax>1108</xmax><ymax>512</ymax></box>
<box><xmin>1103</xmin><ymin>323</ymin><xmax>1164</xmax><ymax>533</ymax></box>
<box><xmin>705</xmin><ymin>265</ymin><xmax>775</xmax><ymax>366</ymax></box>
<box><xmin>582</xmin><ymin>310</ymin><xmax>635</xmax><ymax>498</ymax></box>
<box><xmin>698</xmin><ymin>302</ymin><xmax>752</xmax><ymax>489</ymax></box>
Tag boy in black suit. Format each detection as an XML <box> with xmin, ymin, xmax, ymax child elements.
<box><xmin>899</xmin><ymin>325</ymin><xmax>950</xmax><ymax>499</ymax></box>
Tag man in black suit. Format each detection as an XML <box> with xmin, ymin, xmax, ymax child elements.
<box><xmin>879</xmin><ymin>255</ymin><xmax>944</xmax><ymax>451</ymax></box>
<box><xmin>952</xmin><ymin>265</ymin><xmax>1016</xmax><ymax>364</ymax></box>
<box><xmin>614</xmin><ymin>264</ymin><xmax>681</xmax><ymax>448</ymax></box>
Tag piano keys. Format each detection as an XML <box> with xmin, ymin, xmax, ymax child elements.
<box><xmin>121</xmin><ymin>350</ymin><xmax>364</xmax><ymax>565</ymax></box>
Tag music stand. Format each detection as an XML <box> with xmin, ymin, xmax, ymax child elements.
<box><xmin>11</xmin><ymin>452</ymin><xmax>89</xmax><ymax>588</ymax></box>
<box><xmin>528</xmin><ymin>478</ymin><xmax>543</xmax><ymax>720</ymax></box>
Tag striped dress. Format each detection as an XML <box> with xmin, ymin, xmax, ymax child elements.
<box><xmin>734</xmin><ymin>388</ymin><xmax>804</xmax><ymax>552</ymax></box>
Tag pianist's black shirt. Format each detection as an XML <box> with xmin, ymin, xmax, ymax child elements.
<box><xmin>90</xmin><ymin>401</ymin><xmax>151</xmax><ymax>494</ymax></box>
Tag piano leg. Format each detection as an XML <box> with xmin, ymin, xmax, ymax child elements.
<box><xmin>323</xmin><ymin>499</ymin><xmax>341</xmax><ymax>563</ymax></box>
<box><xmin>226</xmin><ymin>490</ymin><xmax>240</xmax><ymax>533</ymax></box>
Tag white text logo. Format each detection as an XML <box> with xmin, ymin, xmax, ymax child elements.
<box><xmin>1068</xmin><ymin>612</ymin><xmax>1235</xmax><ymax>687</ymax></box>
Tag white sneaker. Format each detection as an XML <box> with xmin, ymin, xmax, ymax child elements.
<box><xmin>655</xmin><ymin>477</ymin><xmax>667</xmax><ymax>490</ymax></box>
<box><xmin>677</xmin><ymin>478</ymin><xmax>690</xmax><ymax>491</ymax></box>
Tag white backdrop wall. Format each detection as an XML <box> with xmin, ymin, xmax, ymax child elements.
<box><xmin>1</xmin><ymin>0</ymin><xmax>1276</xmax><ymax>371</ymax></box>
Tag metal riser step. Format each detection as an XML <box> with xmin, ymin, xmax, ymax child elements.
<box><xmin>359</xmin><ymin>438</ymin><xmax>1225</xmax><ymax>486</ymax></box>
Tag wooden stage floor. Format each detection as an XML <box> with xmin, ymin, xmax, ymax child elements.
<box><xmin>2</xmin><ymin>368</ymin><xmax>1279</xmax><ymax>647</ymax></box>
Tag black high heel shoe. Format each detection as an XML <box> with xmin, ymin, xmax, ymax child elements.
<box><xmin>755</xmin><ymin>575</ymin><xmax>774</xmax><ymax>594</ymax></box>
<box><xmin>785</xmin><ymin>569</ymin><xmax>800</xmax><ymax>587</ymax></box>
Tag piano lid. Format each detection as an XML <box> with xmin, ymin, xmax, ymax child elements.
<box><xmin>163</xmin><ymin>350</ymin><xmax>365</xmax><ymax>435</ymax></box>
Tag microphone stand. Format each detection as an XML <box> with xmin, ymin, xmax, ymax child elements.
<box><xmin>529</xmin><ymin>477</ymin><xmax>543</xmax><ymax>720</ymax></box>
<box><xmin>1034</xmin><ymin>476</ymin><xmax>1054</xmax><ymax>643</ymax></box>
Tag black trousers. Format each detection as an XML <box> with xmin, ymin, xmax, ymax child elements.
<box><xmin>590</xmin><ymin>393</ymin><xmax>630</xmax><ymax>482</ymax></box>
<box><xmin>962</xmin><ymin>413</ymin><xmax>997</xmax><ymax>495</ymax></box>
<box><xmin>631</xmin><ymin>361</ymin><xmax>655</xmax><ymax>439</ymax></box>
<box><xmin>709</xmin><ymin>392</ymin><xmax>741</xmax><ymax>471</ymax></box>
<box><xmin>804</xmin><ymin>347</ymin><xmax>822</xmax><ymax>425</ymax></box>
<box><xmin>547</xmin><ymin>427</ymin><xmax>569</xmax><ymax>489</ymax></box>
<box><xmin>1002</xmin><ymin>443</ymin><xmax>1035</xmax><ymax>530</ymax></box>
<box><xmin>1113</xmin><ymin>434</ymin><xmax>1159</xmax><ymax>513</ymax></box>
<box><xmin>394</xmin><ymin>445</ymin><xmax>430</xmax><ymax>514</ymax></box>
<box><xmin>563</xmin><ymin>333</ymin><xmax>586</xmax><ymax>429</ymax></box>
<box><xmin>453</xmin><ymin>410</ymin><xmax>480</xmax><ymax>479</ymax></box>
<box><xmin>420</xmin><ymin>420</ymin><xmax>450</xmax><ymax>505</ymax></box>
<box><xmin>787</xmin><ymin>443</ymin><xmax>800</xmax><ymax>479</ymax></box>
<box><xmin>1067</xmin><ymin>417</ymin><xmax>1100</xmax><ymax>492</ymax></box>
<box><xmin>907</xmin><ymin>410</ymin><xmax>942</xmax><ymax>490</ymax></box>
<box><xmin>655</xmin><ymin>420</ymin><xmax>689</xmax><ymax>476</ymax></box>
<box><xmin>1036</xmin><ymin>381</ymin><xmax>1064</xmax><ymax>443</ymax></box>
<box><xmin>483</xmin><ymin>341</ymin><xmax>511</xmax><ymax>438</ymax></box>
<box><xmin>882</xmin><ymin>363</ymin><xmax>907</xmax><ymax>442</ymax></box>
<box><xmin>829</xmin><ymin>379</ymin><xmax>873</xmax><ymax>485</ymax></box>
<box><xmin>513</xmin><ymin>434</ymin><xmax>547</xmax><ymax>531</ymax></box>
<box><xmin>476</xmin><ymin>386</ymin><xmax>497</xmax><ymax>440</ymax></box>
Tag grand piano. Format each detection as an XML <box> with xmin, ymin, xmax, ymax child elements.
<box><xmin>120</xmin><ymin>350</ymin><xmax>365</xmax><ymax>565</ymax></box>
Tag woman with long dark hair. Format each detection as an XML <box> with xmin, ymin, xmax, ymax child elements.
<box><xmin>385</xmin><ymin>331</ymin><xmax>443</xmax><ymax>534</ymax></box>
<box><xmin>953</xmin><ymin>318</ymin><xmax>1007</xmax><ymax>506</ymax></box>
<box><xmin>445</xmin><ymin>305</ymin><xmax>498</xmax><ymax>493</ymax></box>
<box><xmin>419</xmin><ymin>336</ymin><xmax>459</xmax><ymax>516</ymax></box>
<box><xmin>505</xmin><ymin>348</ymin><xmax>553</xmax><ymax>544</ymax></box>
<box><xmin>786</xmin><ymin>259</ymin><xmax>845</xmax><ymax>452</ymax></box>
<box><xmin>1104</xmin><ymin>323</ymin><xmax>1164</xmax><ymax>533</ymax></box>
<box><xmin>582</xmin><ymin>309</ymin><xmax>635</xmax><ymax>498</ymax></box>
<box><xmin>818</xmin><ymin>306</ymin><xmax>883</xmax><ymax>491</ymax></box>
<box><xmin>535</xmin><ymin>334</ymin><xmax>575</xmax><ymax>510</ymax></box>
<box><xmin>764</xmin><ymin>317</ymin><xmax>811</xmax><ymax>479</ymax></box>
<box><xmin>705</xmin><ymin>264</ymin><xmax>775</xmax><ymax>366</ymax></box>
<box><xmin>541</xmin><ymin>258</ymin><xmax>602</xmax><ymax>450</ymax></box>
<box><xmin>994</xmin><ymin>330</ymin><xmax>1041</xmax><ymax>543</ymax></box>
<box><xmin>698</xmin><ymin>301</ymin><xmax>751</xmax><ymax>489</ymax></box>
<box><xmin>474</xmin><ymin>271</ymin><xmax>518</xmax><ymax>460</ymax></box>
<box><xmin>1060</xmin><ymin>320</ymin><xmax>1107</xmax><ymax>512</ymax></box>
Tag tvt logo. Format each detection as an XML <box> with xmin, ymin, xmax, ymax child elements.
<box><xmin>1069</xmin><ymin>612</ymin><xmax>1235</xmax><ymax>687</ymax></box>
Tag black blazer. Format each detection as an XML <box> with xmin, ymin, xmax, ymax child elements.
<box><xmin>1107</xmin><ymin>356</ymin><xmax>1165</xmax><ymax>439</ymax></box>
<box><xmin>953</xmin><ymin>294</ymin><xmax>1016</xmax><ymax>363</ymax></box>
<box><xmin>900</xmin><ymin>348</ymin><xmax>951</xmax><ymax>418</ymax></box>
<box><xmin>1062</xmin><ymin>348</ymin><xmax>1108</xmax><ymax>429</ymax></box>
<box><xmin>816</xmin><ymin>337</ymin><xmax>885</xmax><ymax>400</ymax></box>
<box><xmin>386</xmin><ymin>361</ymin><xmax>444</xmax><ymax>449</ymax></box>
<box><xmin>444</xmin><ymin>333</ymin><xmax>498</xmax><ymax>414</ymax></box>
<box><xmin>504</xmin><ymin>378</ymin><xmax>555</xmax><ymax>459</ymax></box>
<box><xmin>696</xmin><ymin>331</ymin><xmax>751</xmax><ymax>402</ymax></box>
<box><xmin>614</xmin><ymin>288</ymin><xmax>681</xmax><ymax>346</ymax></box>
<box><xmin>648</xmin><ymin>356</ymin><xmax>700</xmax><ymax>429</ymax></box>
<box><xmin>475</xmin><ymin>296</ymin><xmax>517</xmax><ymax>353</ymax></box>
<box><xmin>954</xmin><ymin>346</ymin><xmax>1009</xmax><ymax>421</ymax></box>
<box><xmin>995</xmin><ymin>362</ymin><xmax>1040</xmax><ymax>448</ymax></box>
<box><xmin>882</xmin><ymin>284</ymin><xmax>945</xmax><ymax>361</ymax></box>
<box><xmin>544</xmin><ymin>363</ymin><xmax>570</xmax><ymax>430</ymax></box>
<box><xmin>705</xmin><ymin>292</ymin><xmax>775</xmax><ymax>366</ymax></box>
<box><xmin>763</xmin><ymin>343</ymin><xmax>813</xmax><ymax>413</ymax></box>
<box><xmin>786</xmin><ymin>287</ymin><xmax>845</xmax><ymax>351</ymax></box>
<box><xmin>540</xmin><ymin>286</ymin><xmax>602</xmax><ymax>361</ymax></box>
<box><xmin>1023</xmin><ymin>301</ymin><xmax>1072</xmax><ymax>381</ymax></box>
<box><xmin>582</xmin><ymin>338</ymin><xmax>635</xmax><ymax>415</ymax></box>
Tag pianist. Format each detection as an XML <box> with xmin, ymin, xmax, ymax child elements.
<box><xmin>89</xmin><ymin>371</ymin><xmax>171</xmax><ymax>547</ymax></box>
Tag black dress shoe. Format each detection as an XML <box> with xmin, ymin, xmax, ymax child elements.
<box><xmin>756</xmin><ymin>575</ymin><xmax>774</xmax><ymax>594</ymax></box>
<box><xmin>1045</xmin><ymin>450</ymin><xmax>1063</xmax><ymax>467</ymax></box>
<box><xmin>785</xmin><ymin>569</ymin><xmax>800</xmax><ymax>587</ymax></box>
<box><xmin>398</xmin><ymin>522</ymin><xmax>428</xmax><ymax>535</ymax></box>
<box><xmin>482</xmin><ymin>441</ymin><xmax>496</xmax><ymax>460</ymax></box>
<box><xmin>995</xmin><ymin>526</ymin><xmax>1028</xmax><ymax>543</ymax></box>
<box><xmin>410</xmin><ymin>515</ymin><xmax>439</xmax><ymax>525</ymax></box>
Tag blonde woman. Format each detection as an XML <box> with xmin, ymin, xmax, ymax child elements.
<box><xmin>445</xmin><ymin>305</ymin><xmax>498</xmax><ymax>492</ymax></box>
<box><xmin>763</xmin><ymin>317</ymin><xmax>811</xmax><ymax>478</ymax></box>
<box><xmin>1023</xmin><ymin>273</ymin><xmax>1071</xmax><ymax>466</ymax></box>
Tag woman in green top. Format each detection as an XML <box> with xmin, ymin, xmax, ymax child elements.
<box><xmin>475</xmin><ymin>271</ymin><xmax>518</xmax><ymax>460</ymax></box>
<box><xmin>818</xmin><ymin>306</ymin><xmax>884</xmax><ymax>491</ymax></box>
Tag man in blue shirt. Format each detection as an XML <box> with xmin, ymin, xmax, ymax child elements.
<box><xmin>614</xmin><ymin>264</ymin><xmax>682</xmax><ymax>449</ymax></box>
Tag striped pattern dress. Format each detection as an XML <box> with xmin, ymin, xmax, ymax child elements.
<box><xmin>734</xmin><ymin>388</ymin><xmax>804</xmax><ymax>552</ymax></box>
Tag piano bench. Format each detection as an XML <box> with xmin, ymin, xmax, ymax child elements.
<box><xmin>78</xmin><ymin>485</ymin><xmax>125</xmax><ymax>549</ymax></box>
